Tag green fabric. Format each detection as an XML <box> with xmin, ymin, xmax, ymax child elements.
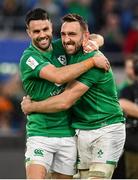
<box><xmin>69</xmin><ymin>50</ymin><xmax>125</xmax><ymax>130</ymax></box>
<box><xmin>19</xmin><ymin>40</ymin><xmax>74</xmax><ymax>137</ymax></box>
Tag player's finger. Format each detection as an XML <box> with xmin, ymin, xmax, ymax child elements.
<box><xmin>23</xmin><ymin>96</ymin><xmax>26</xmax><ymax>100</ymax></box>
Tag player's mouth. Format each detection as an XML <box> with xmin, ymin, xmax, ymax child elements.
<box><xmin>64</xmin><ymin>42</ymin><xmax>75</xmax><ymax>49</ymax></box>
<box><xmin>65</xmin><ymin>44</ymin><xmax>74</xmax><ymax>48</ymax></box>
<box><xmin>38</xmin><ymin>38</ymin><xmax>49</xmax><ymax>45</ymax></box>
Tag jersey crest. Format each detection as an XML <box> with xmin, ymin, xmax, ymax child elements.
<box><xmin>57</xmin><ymin>55</ymin><xmax>67</xmax><ymax>65</ymax></box>
<box><xmin>26</xmin><ymin>56</ymin><xmax>39</xmax><ymax>69</ymax></box>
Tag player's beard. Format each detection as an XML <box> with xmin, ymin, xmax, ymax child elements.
<box><xmin>33</xmin><ymin>36</ymin><xmax>52</xmax><ymax>51</ymax></box>
<box><xmin>63</xmin><ymin>40</ymin><xmax>82</xmax><ymax>55</ymax></box>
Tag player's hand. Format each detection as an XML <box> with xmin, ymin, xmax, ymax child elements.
<box><xmin>21</xmin><ymin>95</ymin><xmax>32</xmax><ymax>115</ymax></box>
<box><xmin>93</xmin><ymin>54</ymin><xmax>110</xmax><ymax>71</ymax></box>
<box><xmin>83</xmin><ymin>40</ymin><xmax>98</xmax><ymax>53</ymax></box>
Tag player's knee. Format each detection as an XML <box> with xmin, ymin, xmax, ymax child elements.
<box><xmin>88</xmin><ymin>163</ymin><xmax>115</xmax><ymax>179</ymax></box>
<box><xmin>79</xmin><ymin>170</ymin><xmax>89</xmax><ymax>179</ymax></box>
<box><xmin>26</xmin><ymin>164</ymin><xmax>47</xmax><ymax>179</ymax></box>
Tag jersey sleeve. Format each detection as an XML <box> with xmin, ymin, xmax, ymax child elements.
<box><xmin>77</xmin><ymin>68</ymin><xmax>104</xmax><ymax>88</ymax></box>
<box><xmin>20</xmin><ymin>53</ymin><xmax>51</xmax><ymax>78</ymax></box>
<box><xmin>78</xmin><ymin>50</ymin><xmax>100</xmax><ymax>62</ymax></box>
<box><xmin>76</xmin><ymin>50</ymin><xmax>105</xmax><ymax>87</ymax></box>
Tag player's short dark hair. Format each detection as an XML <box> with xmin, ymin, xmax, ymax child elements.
<box><xmin>25</xmin><ymin>8</ymin><xmax>50</xmax><ymax>27</ymax></box>
<box><xmin>133</xmin><ymin>55</ymin><xmax>138</xmax><ymax>76</ymax></box>
<box><xmin>62</xmin><ymin>14</ymin><xmax>88</xmax><ymax>32</ymax></box>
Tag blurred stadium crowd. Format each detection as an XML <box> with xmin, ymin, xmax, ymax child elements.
<box><xmin>0</xmin><ymin>0</ymin><xmax>138</xmax><ymax>54</ymax></box>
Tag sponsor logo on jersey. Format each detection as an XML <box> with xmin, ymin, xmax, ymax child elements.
<box><xmin>58</xmin><ymin>55</ymin><xmax>67</xmax><ymax>65</ymax></box>
<box><xmin>26</xmin><ymin>56</ymin><xmax>39</xmax><ymax>69</ymax></box>
<box><xmin>34</xmin><ymin>149</ymin><xmax>44</xmax><ymax>157</ymax></box>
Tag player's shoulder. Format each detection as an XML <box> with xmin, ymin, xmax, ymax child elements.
<box><xmin>20</xmin><ymin>45</ymin><xmax>40</xmax><ymax>64</ymax></box>
<box><xmin>86</xmin><ymin>67</ymin><xmax>113</xmax><ymax>82</ymax></box>
<box><xmin>23</xmin><ymin>44</ymin><xmax>39</xmax><ymax>56</ymax></box>
<box><xmin>75</xmin><ymin>50</ymin><xmax>102</xmax><ymax>63</ymax></box>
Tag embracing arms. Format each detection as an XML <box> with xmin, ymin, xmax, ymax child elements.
<box><xmin>39</xmin><ymin>34</ymin><xmax>108</xmax><ymax>84</ymax></box>
<box><xmin>39</xmin><ymin>55</ymin><xmax>109</xmax><ymax>84</ymax></box>
<box><xmin>21</xmin><ymin>80</ymin><xmax>89</xmax><ymax>114</ymax></box>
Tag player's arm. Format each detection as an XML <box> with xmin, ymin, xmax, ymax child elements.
<box><xmin>119</xmin><ymin>99</ymin><xmax>138</xmax><ymax>118</ymax></box>
<box><xmin>90</xmin><ymin>34</ymin><xmax>104</xmax><ymax>47</ymax></box>
<box><xmin>119</xmin><ymin>85</ymin><xmax>138</xmax><ymax>118</ymax></box>
<box><xmin>39</xmin><ymin>55</ymin><xmax>109</xmax><ymax>84</ymax></box>
<box><xmin>21</xmin><ymin>80</ymin><xmax>89</xmax><ymax>114</ymax></box>
<box><xmin>40</xmin><ymin>35</ymin><xmax>108</xmax><ymax>84</ymax></box>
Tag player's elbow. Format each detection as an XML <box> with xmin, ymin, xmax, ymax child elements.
<box><xmin>119</xmin><ymin>98</ymin><xmax>131</xmax><ymax>113</ymax></box>
<box><xmin>54</xmin><ymin>77</ymin><xmax>64</xmax><ymax>84</ymax></box>
<box><xmin>119</xmin><ymin>99</ymin><xmax>126</xmax><ymax>110</ymax></box>
<box><xmin>54</xmin><ymin>74</ymin><xmax>66</xmax><ymax>84</ymax></box>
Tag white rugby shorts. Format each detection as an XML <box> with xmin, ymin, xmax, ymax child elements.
<box><xmin>25</xmin><ymin>136</ymin><xmax>77</xmax><ymax>175</ymax></box>
<box><xmin>76</xmin><ymin>123</ymin><xmax>126</xmax><ymax>169</ymax></box>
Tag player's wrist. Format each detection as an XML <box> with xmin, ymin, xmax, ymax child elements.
<box><xmin>91</xmin><ymin>57</ymin><xmax>96</xmax><ymax>67</ymax></box>
<box><xmin>31</xmin><ymin>102</ymin><xmax>37</xmax><ymax>112</ymax></box>
<box><xmin>83</xmin><ymin>58</ymin><xmax>94</xmax><ymax>70</ymax></box>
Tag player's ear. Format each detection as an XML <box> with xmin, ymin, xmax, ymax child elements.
<box><xmin>49</xmin><ymin>20</ymin><xmax>53</xmax><ymax>34</ymax></box>
<box><xmin>82</xmin><ymin>31</ymin><xmax>90</xmax><ymax>46</ymax></box>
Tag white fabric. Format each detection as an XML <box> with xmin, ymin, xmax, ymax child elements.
<box><xmin>25</xmin><ymin>136</ymin><xmax>77</xmax><ymax>175</ymax></box>
<box><xmin>76</xmin><ymin>123</ymin><xmax>126</xmax><ymax>169</ymax></box>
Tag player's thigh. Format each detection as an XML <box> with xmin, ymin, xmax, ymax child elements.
<box><xmin>89</xmin><ymin>123</ymin><xmax>125</xmax><ymax>179</ymax></box>
<box><xmin>77</xmin><ymin>123</ymin><xmax>125</xmax><ymax>172</ymax></box>
<box><xmin>25</xmin><ymin>136</ymin><xmax>55</xmax><ymax>178</ymax></box>
<box><xmin>77</xmin><ymin>130</ymin><xmax>92</xmax><ymax>170</ymax></box>
<box><xmin>92</xmin><ymin>123</ymin><xmax>126</xmax><ymax>165</ymax></box>
<box><xmin>52</xmin><ymin>136</ymin><xmax>77</xmax><ymax>176</ymax></box>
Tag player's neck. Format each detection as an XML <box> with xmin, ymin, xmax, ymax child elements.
<box><xmin>32</xmin><ymin>43</ymin><xmax>53</xmax><ymax>52</ymax></box>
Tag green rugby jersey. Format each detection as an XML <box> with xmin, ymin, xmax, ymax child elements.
<box><xmin>19</xmin><ymin>40</ymin><xmax>75</xmax><ymax>137</ymax></box>
<box><xmin>69</xmin><ymin>50</ymin><xmax>125</xmax><ymax>130</ymax></box>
